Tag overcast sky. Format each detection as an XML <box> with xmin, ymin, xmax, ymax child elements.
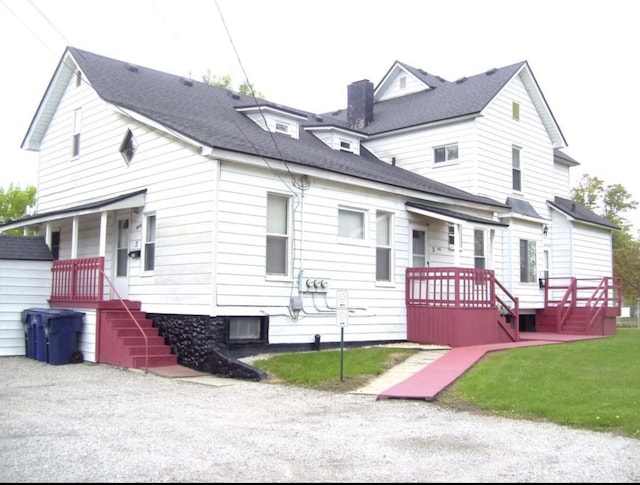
<box><xmin>2</xmin><ymin>0</ymin><xmax>639</xmax><ymax>227</ymax></box>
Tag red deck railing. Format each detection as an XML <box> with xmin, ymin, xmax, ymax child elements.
<box><xmin>405</xmin><ymin>267</ymin><xmax>519</xmax><ymax>346</ymax></box>
<box><xmin>51</xmin><ymin>257</ymin><xmax>105</xmax><ymax>303</ymax></box>
<box><xmin>50</xmin><ymin>256</ymin><xmax>149</xmax><ymax>372</ymax></box>
<box><xmin>543</xmin><ymin>276</ymin><xmax>622</xmax><ymax>332</ymax></box>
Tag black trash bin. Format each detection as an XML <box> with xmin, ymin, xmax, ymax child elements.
<box><xmin>42</xmin><ymin>309</ymin><xmax>85</xmax><ymax>365</ymax></box>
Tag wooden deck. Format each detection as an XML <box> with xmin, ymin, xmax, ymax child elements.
<box><xmin>377</xmin><ymin>332</ymin><xmax>610</xmax><ymax>401</ymax></box>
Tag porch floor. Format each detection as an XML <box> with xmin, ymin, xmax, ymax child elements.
<box><xmin>377</xmin><ymin>332</ymin><xmax>611</xmax><ymax>401</ymax></box>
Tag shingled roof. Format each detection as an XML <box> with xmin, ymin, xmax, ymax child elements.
<box><xmin>0</xmin><ymin>235</ymin><xmax>53</xmax><ymax>261</ymax></box>
<box><xmin>25</xmin><ymin>47</ymin><xmax>506</xmax><ymax>210</ymax></box>
<box><xmin>549</xmin><ymin>197</ymin><xmax>620</xmax><ymax>230</ymax></box>
<box><xmin>330</xmin><ymin>60</ymin><xmax>527</xmax><ymax>135</ymax></box>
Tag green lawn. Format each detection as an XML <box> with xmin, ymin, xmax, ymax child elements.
<box><xmin>252</xmin><ymin>329</ymin><xmax>640</xmax><ymax>439</ymax></box>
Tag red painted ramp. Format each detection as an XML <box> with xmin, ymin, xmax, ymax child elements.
<box><xmin>377</xmin><ymin>339</ymin><xmax>567</xmax><ymax>401</ymax></box>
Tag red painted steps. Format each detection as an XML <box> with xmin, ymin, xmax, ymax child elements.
<box><xmin>98</xmin><ymin>306</ymin><xmax>178</xmax><ymax>369</ymax></box>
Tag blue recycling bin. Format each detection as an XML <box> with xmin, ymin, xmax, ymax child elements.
<box><xmin>21</xmin><ymin>309</ymin><xmax>49</xmax><ymax>361</ymax></box>
<box><xmin>45</xmin><ymin>310</ymin><xmax>85</xmax><ymax>365</ymax></box>
<box><xmin>21</xmin><ymin>308</ymin><xmax>85</xmax><ymax>364</ymax></box>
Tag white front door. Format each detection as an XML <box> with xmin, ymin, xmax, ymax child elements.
<box><xmin>411</xmin><ymin>226</ymin><xmax>429</xmax><ymax>268</ymax></box>
<box><xmin>112</xmin><ymin>215</ymin><xmax>130</xmax><ymax>299</ymax></box>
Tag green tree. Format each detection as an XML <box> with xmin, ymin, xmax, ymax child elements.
<box><xmin>0</xmin><ymin>184</ymin><xmax>36</xmax><ymax>236</ymax></box>
<box><xmin>572</xmin><ymin>173</ymin><xmax>640</xmax><ymax>303</ymax></box>
<box><xmin>198</xmin><ymin>69</ymin><xmax>265</xmax><ymax>99</ymax></box>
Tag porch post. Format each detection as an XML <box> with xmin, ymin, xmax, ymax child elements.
<box><xmin>45</xmin><ymin>223</ymin><xmax>51</xmax><ymax>248</ymax></box>
<box><xmin>71</xmin><ymin>216</ymin><xmax>79</xmax><ymax>259</ymax></box>
<box><xmin>99</xmin><ymin>211</ymin><xmax>108</xmax><ymax>257</ymax></box>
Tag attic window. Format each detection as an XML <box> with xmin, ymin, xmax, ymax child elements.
<box><xmin>275</xmin><ymin>122</ymin><xmax>289</xmax><ymax>134</ymax></box>
<box><xmin>120</xmin><ymin>129</ymin><xmax>137</xmax><ymax>164</ymax></box>
<box><xmin>75</xmin><ymin>71</ymin><xmax>82</xmax><ymax>87</ymax></box>
<box><xmin>399</xmin><ymin>76</ymin><xmax>406</xmax><ymax>88</ymax></box>
<box><xmin>512</xmin><ymin>102</ymin><xmax>520</xmax><ymax>120</ymax></box>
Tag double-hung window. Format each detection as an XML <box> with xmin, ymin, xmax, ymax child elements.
<box><xmin>143</xmin><ymin>214</ymin><xmax>156</xmax><ymax>271</ymax></box>
<box><xmin>266</xmin><ymin>193</ymin><xmax>290</xmax><ymax>275</ymax></box>
<box><xmin>434</xmin><ymin>143</ymin><xmax>458</xmax><ymax>163</ymax></box>
<box><xmin>474</xmin><ymin>229</ymin><xmax>486</xmax><ymax>269</ymax></box>
<box><xmin>520</xmin><ymin>239</ymin><xmax>537</xmax><ymax>283</ymax></box>
<box><xmin>448</xmin><ymin>224</ymin><xmax>456</xmax><ymax>250</ymax></box>
<box><xmin>72</xmin><ymin>109</ymin><xmax>82</xmax><ymax>158</ymax></box>
<box><xmin>512</xmin><ymin>146</ymin><xmax>522</xmax><ymax>191</ymax></box>
<box><xmin>376</xmin><ymin>212</ymin><xmax>393</xmax><ymax>282</ymax></box>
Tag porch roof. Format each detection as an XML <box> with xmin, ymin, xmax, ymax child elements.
<box><xmin>0</xmin><ymin>189</ymin><xmax>147</xmax><ymax>232</ymax></box>
<box><xmin>406</xmin><ymin>202</ymin><xmax>508</xmax><ymax>227</ymax></box>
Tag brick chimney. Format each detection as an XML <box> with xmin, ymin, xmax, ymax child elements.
<box><xmin>347</xmin><ymin>79</ymin><xmax>374</xmax><ymax>129</ymax></box>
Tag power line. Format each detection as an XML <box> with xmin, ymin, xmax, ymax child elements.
<box><xmin>26</xmin><ymin>0</ymin><xmax>71</xmax><ymax>46</ymax></box>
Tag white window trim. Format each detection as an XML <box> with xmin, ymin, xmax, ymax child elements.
<box><xmin>338</xmin><ymin>207</ymin><xmax>368</xmax><ymax>246</ymax></box>
<box><xmin>266</xmin><ymin>193</ymin><xmax>292</xmax><ymax>280</ymax></box>
<box><xmin>433</xmin><ymin>143</ymin><xmax>459</xmax><ymax>164</ymax></box>
<box><xmin>519</xmin><ymin>238</ymin><xmax>537</xmax><ymax>284</ymax></box>
<box><xmin>376</xmin><ymin>211</ymin><xmax>394</xmax><ymax>285</ymax></box>
<box><xmin>512</xmin><ymin>145</ymin><xmax>522</xmax><ymax>192</ymax></box>
<box><xmin>71</xmin><ymin>108</ymin><xmax>82</xmax><ymax>159</ymax></box>
<box><xmin>141</xmin><ymin>213</ymin><xmax>156</xmax><ymax>275</ymax></box>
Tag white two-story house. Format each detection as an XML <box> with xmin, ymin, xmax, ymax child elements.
<box><xmin>0</xmin><ymin>47</ymin><xmax>620</xmax><ymax>374</ymax></box>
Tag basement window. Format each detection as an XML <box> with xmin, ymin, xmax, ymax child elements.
<box><xmin>225</xmin><ymin>316</ymin><xmax>269</xmax><ymax>343</ymax></box>
<box><xmin>120</xmin><ymin>129</ymin><xmax>137</xmax><ymax>164</ymax></box>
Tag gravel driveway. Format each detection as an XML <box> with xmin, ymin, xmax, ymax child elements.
<box><xmin>1</xmin><ymin>357</ymin><xmax>639</xmax><ymax>483</ymax></box>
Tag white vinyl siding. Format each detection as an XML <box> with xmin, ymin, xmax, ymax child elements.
<box><xmin>0</xmin><ymin>260</ymin><xmax>52</xmax><ymax>356</ymax></box>
<box><xmin>474</xmin><ymin>74</ymin><xmax>554</xmax><ymax>216</ymax></box>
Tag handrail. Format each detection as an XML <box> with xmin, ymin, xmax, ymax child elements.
<box><xmin>545</xmin><ymin>276</ymin><xmax>621</xmax><ymax>333</ymax></box>
<box><xmin>494</xmin><ymin>275</ymin><xmax>519</xmax><ymax>342</ymax></box>
<box><xmin>98</xmin><ymin>268</ymin><xmax>149</xmax><ymax>374</ymax></box>
<box><xmin>556</xmin><ymin>278</ymin><xmax>576</xmax><ymax>332</ymax></box>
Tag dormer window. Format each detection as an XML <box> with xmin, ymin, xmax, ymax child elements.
<box><xmin>236</xmin><ymin>105</ymin><xmax>306</xmax><ymax>140</ymax></box>
<box><xmin>304</xmin><ymin>125</ymin><xmax>366</xmax><ymax>155</ymax></box>
<box><xmin>399</xmin><ymin>76</ymin><xmax>406</xmax><ymax>89</ymax></box>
